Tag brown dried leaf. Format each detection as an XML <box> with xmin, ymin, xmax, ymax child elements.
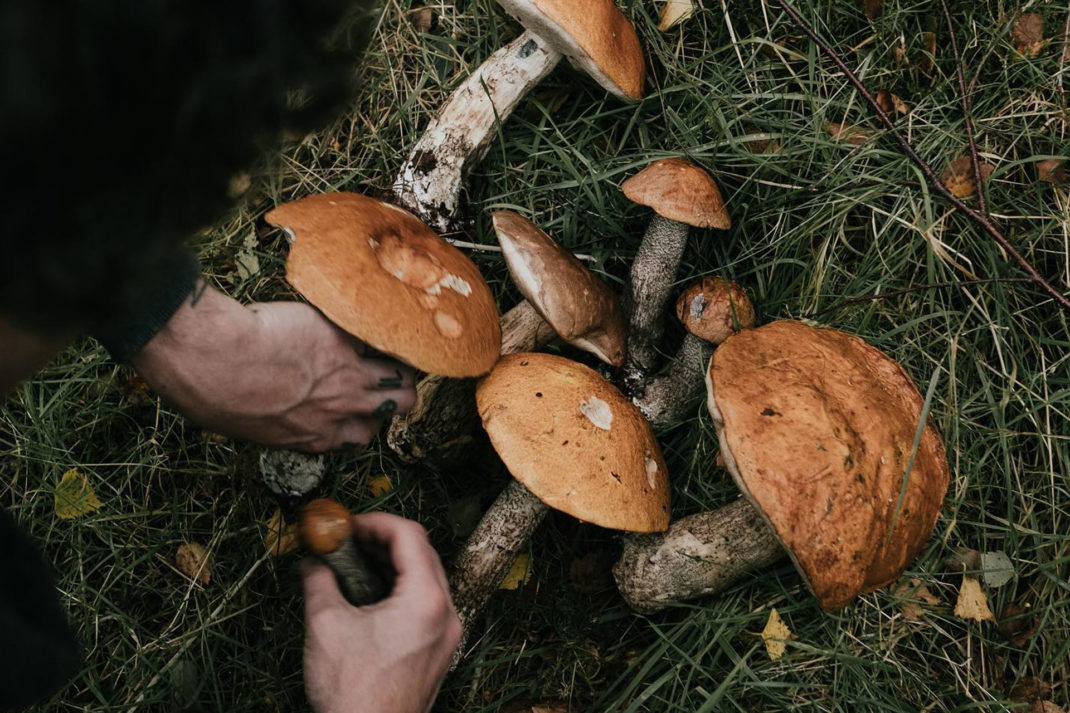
<box><xmin>827</xmin><ymin>122</ymin><xmax>876</xmax><ymax>146</ymax></box>
<box><xmin>265</xmin><ymin>509</ymin><xmax>300</xmax><ymax>557</ymax></box>
<box><xmin>919</xmin><ymin>32</ymin><xmax>937</xmax><ymax>76</ymax></box>
<box><xmin>659</xmin><ymin>0</ymin><xmax>695</xmax><ymax>31</ymax></box>
<box><xmin>876</xmin><ymin>91</ymin><xmax>910</xmax><ymax>116</ymax></box>
<box><xmin>953</xmin><ymin>574</ymin><xmax>994</xmax><ymax>622</ymax></box>
<box><xmin>864</xmin><ymin>0</ymin><xmax>881</xmax><ymax>20</ymax></box>
<box><xmin>997</xmin><ymin>601</ymin><xmax>1037</xmax><ymax>646</ymax></box>
<box><xmin>942</xmin><ymin>156</ymin><xmax>994</xmax><ymax>198</ymax></box>
<box><xmin>894</xmin><ymin>577</ymin><xmax>940</xmax><ymax>621</ymax></box>
<box><xmin>406</xmin><ymin>7</ymin><xmax>434</xmax><ymax>33</ymax></box>
<box><xmin>1012</xmin><ymin>13</ymin><xmax>1047</xmax><ymax>58</ymax></box>
<box><xmin>1037</xmin><ymin>159</ymin><xmax>1068</xmax><ymax>185</ymax></box>
<box><xmin>175</xmin><ymin>542</ymin><xmax>211</xmax><ymax>585</ymax></box>
<box><xmin>1007</xmin><ymin>676</ymin><xmax>1052</xmax><ymax>704</ymax></box>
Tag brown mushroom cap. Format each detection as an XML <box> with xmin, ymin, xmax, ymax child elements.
<box><xmin>496</xmin><ymin>0</ymin><xmax>645</xmax><ymax>101</ymax></box>
<box><xmin>477</xmin><ymin>352</ymin><xmax>670</xmax><ymax>532</ymax></box>
<box><xmin>492</xmin><ymin>211</ymin><xmax>626</xmax><ymax>366</ymax></box>
<box><xmin>267</xmin><ymin>193</ymin><xmax>501</xmax><ymax>377</ymax></box>
<box><xmin>299</xmin><ymin>498</ymin><xmax>354</xmax><ymax>556</ymax></box>
<box><xmin>707</xmin><ymin>321</ymin><xmax>948</xmax><ymax>609</ymax></box>
<box><xmin>676</xmin><ymin>277</ymin><xmax>755</xmax><ymax>344</ymax></box>
<box><xmin>622</xmin><ymin>158</ymin><xmax>730</xmax><ymax>229</ymax></box>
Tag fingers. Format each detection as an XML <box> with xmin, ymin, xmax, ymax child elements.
<box><xmin>334</xmin><ymin>418</ymin><xmax>381</xmax><ymax>448</ymax></box>
<box><xmin>358</xmin><ymin>359</ymin><xmax>415</xmax><ymax>392</ymax></box>
<box><xmin>350</xmin><ymin>513</ymin><xmax>450</xmax><ymax>597</ymax></box>
<box><xmin>302</xmin><ymin>558</ymin><xmax>349</xmax><ymax>619</ymax></box>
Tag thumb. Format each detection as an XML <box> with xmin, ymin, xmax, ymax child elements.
<box><xmin>301</xmin><ymin>558</ymin><xmax>349</xmax><ymax>618</ymax></box>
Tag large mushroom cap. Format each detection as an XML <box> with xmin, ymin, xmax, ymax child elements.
<box><xmin>706</xmin><ymin>321</ymin><xmax>949</xmax><ymax>609</ymax></box>
<box><xmin>267</xmin><ymin>192</ymin><xmax>501</xmax><ymax>377</ymax></box>
<box><xmin>496</xmin><ymin>0</ymin><xmax>645</xmax><ymax>101</ymax></box>
<box><xmin>477</xmin><ymin>352</ymin><xmax>670</xmax><ymax>532</ymax></box>
<box><xmin>492</xmin><ymin>211</ymin><xmax>626</xmax><ymax>366</ymax></box>
<box><xmin>622</xmin><ymin>158</ymin><xmax>731</xmax><ymax>229</ymax></box>
<box><xmin>676</xmin><ymin>277</ymin><xmax>755</xmax><ymax>344</ymax></box>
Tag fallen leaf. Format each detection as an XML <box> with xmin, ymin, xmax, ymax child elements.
<box><xmin>827</xmin><ymin>122</ymin><xmax>876</xmax><ymax>145</ymax></box>
<box><xmin>264</xmin><ymin>509</ymin><xmax>300</xmax><ymax>557</ymax></box>
<box><xmin>368</xmin><ymin>475</ymin><xmax>393</xmax><ymax>498</ymax></box>
<box><xmin>1007</xmin><ymin>676</ymin><xmax>1052</xmax><ymax>704</ymax></box>
<box><xmin>659</xmin><ymin>0</ymin><xmax>694</xmax><ymax>31</ymax></box>
<box><xmin>894</xmin><ymin>577</ymin><xmax>940</xmax><ymax>621</ymax></box>
<box><xmin>761</xmin><ymin>608</ymin><xmax>794</xmax><ymax>660</ymax></box>
<box><xmin>981</xmin><ymin>550</ymin><xmax>1015</xmax><ymax>588</ymax></box>
<box><xmin>500</xmin><ymin>552</ymin><xmax>532</xmax><ymax>590</ymax></box>
<box><xmin>176</xmin><ymin>542</ymin><xmax>211</xmax><ymax>585</ymax></box>
<box><xmin>1011</xmin><ymin>13</ymin><xmax>1047</xmax><ymax>57</ymax></box>
<box><xmin>55</xmin><ymin>468</ymin><xmax>103</xmax><ymax>520</ymax></box>
<box><xmin>942</xmin><ymin>156</ymin><xmax>994</xmax><ymax>198</ymax></box>
<box><xmin>876</xmin><ymin>91</ymin><xmax>910</xmax><ymax>116</ymax></box>
<box><xmin>1037</xmin><ymin>159</ymin><xmax>1067</xmax><ymax>185</ymax></box>
<box><xmin>946</xmin><ymin>546</ymin><xmax>981</xmax><ymax>572</ymax></box>
<box><xmin>919</xmin><ymin>32</ymin><xmax>937</xmax><ymax>76</ymax></box>
<box><xmin>953</xmin><ymin>574</ymin><xmax>995</xmax><ymax>622</ymax></box>
<box><xmin>406</xmin><ymin>7</ymin><xmax>434</xmax><ymax>33</ymax></box>
<box><xmin>997</xmin><ymin>601</ymin><xmax>1037</xmax><ymax>646</ymax></box>
<box><xmin>864</xmin><ymin>0</ymin><xmax>881</xmax><ymax>20</ymax></box>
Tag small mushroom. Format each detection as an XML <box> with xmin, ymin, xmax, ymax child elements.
<box><xmin>266</xmin><ymin>192</ymin><xmax>502</xmax><ymax>377</ymax></box>
<box><xmin>615</xmin><ymin>321</ymin><xmax>949</xmax><ymax>612</ymax></box>
<box><xmin>452</xmin><ymin>352</ymin><xmax>668</xmax><ymax>659</ymax></box>
<box><xmin>492</xmin><ymin>210</ymin><xmax>627</xmax><ymax>366</ymax></box>
<box><xmin>634</xmin><ymin>277</ymin><xmax>753</xmax><ymax>428</ymax></box>
<box><xmin>394</xmin><ymin>0</ymin><xmax>645</xmax><ymax>232</ymax></box>
<box><xmin>299</xmin><ymin>498</ymin><xmax>390</xmax><ymax>606</ymax></box>
<box><xmin>620</xmin><ymin>158</ymin><xmax>730</xmax><ymax>389</ymax></box>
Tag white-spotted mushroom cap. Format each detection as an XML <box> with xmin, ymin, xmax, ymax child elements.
<box><xmin>477</xmin><ymin>352</ymin><xmax>670</xmax><ymax>532</ymax></box>
<box><xmin>676</xmin><ymin>277</ymin><xmax>755</xmax><ymax>345</ymax></box>
<box><xmin>492</xmin><ymin>210</ymin><xmax>627</xmax><ymax>367</ymax></box>
<box><xmin>706</xmin><ymin>321</ymin><xmax>949</xmax><ymax>609</ymax></box>
<box><xmin>267</xmin><ymin>192</ymin><xmax>501</xmax><ymax>377</ymax></box>
<box><xmin>622</xmin><ymin>158</ymin><xmax>731</xmax><ymax>229</ymax></box>
<box><xmin>495</xmin><ymin>0</ymin><xmax>646</xmax><ymax>101</ymax></box>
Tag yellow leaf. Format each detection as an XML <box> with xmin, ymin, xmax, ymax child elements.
<box><xmin>954</xmin><ymin>574</ymin><xmax>995</xmax><ymax>622</ymax></box>
<box><xmin>761</xmin><ymin>608</ymin><xmax>794</xmax><ymax>661</ymax></box>
<box><xmin>500</xmin><ymin>553</ymin><xmax>532</xmax><ymax>590</ymax></box>
<box><xmin>658</xmin><ymin>0</ymin><xmax>694</xmax><ymax>31</ymax></box>
<box><xmin>368</xmin><ymin>475</ymin><xmax>393</xmax><ymax>498</ymax></box>
<box><xmin>54</xmin><ymin>468</ymin><xmax>103</xmax><ymax>520</ymax></box>
<box><xmin>176</xmin><ymin>542</ymin><xmax>211</xmax><ymax>585</ymax></box>
<box><xmin>264</xmin><ymin>509</ymin><xmax>300</xmax><ymax>557</ymax></box>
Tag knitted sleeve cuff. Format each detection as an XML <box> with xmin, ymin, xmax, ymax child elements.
<box><xmin>91</xmin><ymin>249</ymin><xmax>201</xmax><ymax>362</ymax></box>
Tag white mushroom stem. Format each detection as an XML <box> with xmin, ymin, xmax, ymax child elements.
<box><xmin>393</xmin><ymin>31</ymin><xmax>562</xmax><ymax>233</ymax></box>
<box><xmin>386</xmin><ymin>300</ymin><xmax>556</xmax><ymax>464</ymax></box>
<box><xmin>622</xmin><ymin>215</ymin><xmax>690</xmax><ymax>389</ymax></box>
<box><xmin>613</xmin><ymin>498</ymin><xmax>785</xmax><ymax>613</ymax></box>
<box><xmin>449</xmin><ymin>480</ymin><xmax>549</xmax><ymax>664</ymax></box>
<box><xmin>632</xmin><ymin>333</ymin><xmax>712</xmax><ymax>428</ymax></box>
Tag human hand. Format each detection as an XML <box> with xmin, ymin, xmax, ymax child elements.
<box><xmin>302</xmin><ymin>513</ymin><xmax>461</xmax><ymax>713</ymax></box>
<box><xmin>130</xmin><ymin>282</ymin><xmax>415</xmax><ymax>451</ymax></box>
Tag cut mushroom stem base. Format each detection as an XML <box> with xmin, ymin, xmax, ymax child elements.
<box><xmin>633</xmin><ymin>333</ymin><xmax>712</xmax><ymax>428</ymax></box>
<box><xmin>622</xmin><ymin>214</ymin><xmax>690</xmax><ymax>390</ymax></box>
<box><xmin>387</xmin><ymin>300</ymin><xmax>556</xmax><ymax>465</ymax></box>
<box><xmin>450</xmin><ymin>480</ymin><xmax>549</xmax><ymax>664</ymax></box>
<box><xmin>393</xmin><ymin>30</ymin><xmax>562</xmax><ymax>232</ymax></box>
<box><xmin>613</xmin><ymin>498</ymin><xmax>784</xmax><ymax>613</ymax></box>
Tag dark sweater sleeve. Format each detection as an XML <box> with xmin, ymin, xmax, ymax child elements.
<box><xmin>90</xmin><ymin>249</ymin><xmax>200</xmax><ymax>362</ymax></box>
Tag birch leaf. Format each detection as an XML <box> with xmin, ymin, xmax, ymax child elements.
<box><xmin>659</xmin><ymin>0</ymin><xmax>694</xmax><ymax>31</ymax></box>
<box><xmin>761</xmin><ymin>608</ymin><xmax>794</xmax><ymax>660</ymax></box>
<box><xmin>954</xmin><ymin>574</ymin><xmax>995</xmax><ymax>622</ymax></box>
<box><xmin>264</xmin><ymin>509</ymin><xmax>300</xmax><ymax>557</ymax></box>
<box><xmin>55</xmin><ymin>468</ymin><xmax>103</xmax><ymax>519</ymax></box>
<box><xmin>176</xmin><ymin>542</ymin><xmax>211</xmax><ymax>585</ymax></box>
<box><xmin>368</xmin><ymin>475</ymin><xmax>393</xmax><ymax>498</ymax></box>
<box><xmin>500</xmin><ymin>553</ymin><xmax>532</xmax><ymax>590</ymax></box>
<box><xmin>981</xmin><ymin>550</ymin><xmax>1015</xmax><ymax>588</ymax></box>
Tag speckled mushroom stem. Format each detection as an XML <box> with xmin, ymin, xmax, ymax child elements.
<box><xmin>386</xmin><ymin>300</ymin><xmax>556</xmax><ymax>465</ymax></box>
<box><xmin>632</xmin><ymin>333</ymin><xmax>712</xmax><ymax>428</ymax></box>
<box><xmin>393</xmin><ymin>31</ymin><xmax>562</xmax><ymax>233</ymax></box>
<box><xmin>449</xmin><ymin>480</ymin><xmax>549</xmax><ymax>664</ymax></box>
<box><xmin>621</xmin><ymin>215</ymin><xmax>690</xmax><ymax>392</ymax></box>
<box><xmin>613</xmin><ymin>498</ymin><xmax>784</xmax><ymax>613</ymax></box>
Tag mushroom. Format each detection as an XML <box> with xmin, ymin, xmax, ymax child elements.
<box><xmin>299</xmin><ymin>498</ymin><xmax>391</xmax><ymax>606</ymax></box>
<box><xmin>614</xmin><ymin>321</ymin><xmax>949</xmax><ymax>612</ymax></box>
<box><xmin>393</xmin><ymin>0</ymin><xmax>645</xmax><ymax>233</ymax></box>
<box><xmin>452</xmin><ymin>352</ymin><xmax>668</xmax><ymax>658</ymax></box>
<box><xmin>634</xmin><ymin>277</ymin><xmax>754</xmax><ymax>427</ymax></box>
<box><xmin>266</xmin><ymin>191</ymin><xmax>502</xmax><ymax>377</ymax></box>
<box><xmin>492</xmin><ymin>210</ymin><xmax>627</xmax><ymax>366</ymax></box>
<box><xmin>620</xmin><ymin>158</ymin><xmax>730</xmax><ymax>390</ymax></box>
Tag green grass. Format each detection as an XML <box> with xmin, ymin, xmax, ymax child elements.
<box><xmin>2</xmin><ymin>0</ymin><xmax>1069</xmax><ymax>710</ymax></box>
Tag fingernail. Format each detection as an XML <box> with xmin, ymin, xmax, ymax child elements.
<box><xmin>377</xmin><ymin>369</ymin><xmax>404</xmax><ymax>390</ymax></box>
<box><xmin>372</xmin><ymin>399</ymin><xmax>398</xmax><ymax>419</ymax></box>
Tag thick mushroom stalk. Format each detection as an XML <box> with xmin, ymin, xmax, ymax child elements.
<box><xmin>632</xmin><ymin>332</ymin><xmax>711</xmax><ymax>428</ymax></box>
<box><xmin>614</xmin><ymin>498</ymin><xmax>784</xmax><ymax>613</ymax></box>
<box><xmin>393</xmin><ymin>32</ymin><xmax>561</xmax><ymax>232</ymax></box>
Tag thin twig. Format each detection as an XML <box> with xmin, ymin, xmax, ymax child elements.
<box><xmin>772</xmin><ymin>0</ymin><xmax>1070</xmax><ymax>311</ymax></box>
<box><xmin>940</xmin><ymin>0</ymin><xmax>988</xmax><ymax>217</ymax></box>
<box><xmin>806</xmin><ymin>278</ymin><xmax>1033</xmax><ymax>318</ymax></box>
